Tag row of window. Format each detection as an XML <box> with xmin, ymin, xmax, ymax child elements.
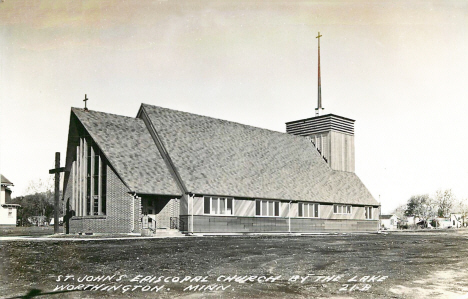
<box><xmin>334</xmin><ymin>204</ymin><xmax>352</xmax><ymax>214</ymax></box>
<box><xmin>203</xmin><ymin>197</ymin><xmax>374</xmax><ymax>219</ymax></box>
<box><xmin>204</xmin><ymin>197</ymin><xmax>234</xmax><ymax>215</ymax></box>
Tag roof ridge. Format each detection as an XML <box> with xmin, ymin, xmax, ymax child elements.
<box><xmin>140</xmin><ymin>103</ymin><xmax>313</xmax><ymax>142</ymax></box>
<box><xmin>72</xmin><ymin>107</ymin><xmax>138</xmax><ymax>121</ymax></box>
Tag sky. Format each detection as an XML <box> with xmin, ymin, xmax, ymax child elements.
<box><xmin>1</xmin><ymin>0</ymin><xmax>467</xmax><ymax>213</ymax></box>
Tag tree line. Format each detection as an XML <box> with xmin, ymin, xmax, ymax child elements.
<box><xmin>6</xmin><ymin>177</ymin><xmax>63</xmax><ymax>226</ymax></box>
<box><xmin>393</xmin><ymin>189</ymin><xmax>468</xmax><ymax>227</ymax></box>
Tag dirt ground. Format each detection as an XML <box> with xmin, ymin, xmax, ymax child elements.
<box><xmin>1</xmin><ymin>230</ymin><xmax>468</xmax><ymax>299</ymax></box>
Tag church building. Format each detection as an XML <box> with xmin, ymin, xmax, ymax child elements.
<box><xmin>62</xmin><ymin>103</ymin><xmax>379</xmax><ymax>235</ymax></box>
<box><xmin>62</xmin><ymin>33</ymin><xmax>379</xmax><ymax>235</ymax></box>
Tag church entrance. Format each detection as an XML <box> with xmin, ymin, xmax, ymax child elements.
<box><xmin>141</xmin><ymin>196</ymin><xmax>180</xmax><ymax>230</ymax></box>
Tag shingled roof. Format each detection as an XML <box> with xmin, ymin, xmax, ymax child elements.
<box><xmin>1</xmin><ymin>174</ymin><xmax>13</xmax><ymax>186</ymax></box>
<box><xmin>66</xmin><ymin>108</ymin><xmax>181</xmax><ymax>196</ymax></box>
<box><xmin>65</xmin><ymin>104</ymin><xmax>378</xmax><ymax>206</ymax></box>
<box><xmin>139</xmin><ymin>104</ymin><xmax>378</xmax><ymax>206</ymax></box>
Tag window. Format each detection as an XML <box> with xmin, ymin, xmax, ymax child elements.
<box><xmin>76</xmin><ymin>137</ymin><xmax>107</xmax><ymax>216</ymax></box>
<box><xmin>86</xmin><ymin>143</ymin><xmax>92</xmax><ymax>215</ymax></box>
<box><xmin>298</xmin><ymin>203</ymin><xmax>319</xmax><ymax>218</ymax></box>
<box><xmin>85</xmin><ymin>141</ymin><xmax>107</xmax><ymax>216</ymax></box>
<box><xmin>334</xmin><ymin>204</ymin><xmax>352</xmax><ymax>214</ymax></box>
<box><xmin>365</xmin><ymin>207</ymin><xmax>373</xmax><ymax>219</ymax></box>
<box><xmin>8</xmin><ymin>208</ymin><xmax>13</xmax><ymax>218</ymax></box>
<box><xmin>204</xmin><ymin>197</ymin><xmax>234</xmax><ymax>215</ymax></box>
<box><xmin>255</xmin><ymin>200</ymin><xmax>280</xmax><ymax>217</ymax></box>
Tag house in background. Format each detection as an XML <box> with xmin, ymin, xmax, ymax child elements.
<box><xmin>380</xmin><ymin>214</ymin><xmax>398</xmax><ymax>230</ymax></box>
<box><xmin>62</xmin><ymin>104</ymin><xmax>379</xmax><ymax>235</ymax></box>
<box><xmin>1</xmin><ymin>174</ymin><xmax>20</xmax><ymax>226</ymax></box>
<box><xmin>434</xmin><ymin>217</ymin><xmax>451</xmax><ymax>228</ymax></box>
<box><xmin>449</xmin><ymin>213</ymin><xmax>463</xmax><ymax>228</ymax></box>
<box><xmin>432</xmin><ymin>214</ymin><xmax>464</xmax><ymax>229</ymax></box>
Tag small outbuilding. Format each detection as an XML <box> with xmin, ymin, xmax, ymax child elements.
<box><xmin>380</xmin><ymin>214</ymin><xmax>398</xmax><ymax>230</ymax></box>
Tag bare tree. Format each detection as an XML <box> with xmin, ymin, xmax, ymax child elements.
<box><xmin>454</xmin><ymin>197</ymin><xmax>468</xmax><ymax>226</ymax></box>
<box><xmin>392</xmin><ymin>204</ymin><xmax>407</xmax><ymax>220</ymax></box>
<box><xmin>435</xmin><ymin>189</ymin><xmax>456</xmax><ymax>218</ymax></box>
<box><xmin>25</xmin><ymin>176</ymin><xmax>54</xmax><ymax>194</ymax></box>
<box><xmin>405</xmin><ymin>194</ymin><xmax>437</xmax><ymax>227</ymax></box>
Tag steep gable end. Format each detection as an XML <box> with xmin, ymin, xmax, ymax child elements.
<box><xmin>65</xmin><ymin>108</ymin><xmax>181</xmax><ymax>196</ymax></box>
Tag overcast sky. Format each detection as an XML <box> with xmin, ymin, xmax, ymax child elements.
<box><xmin>1</xmin><ymin>0</ymin><xmax>467</xmax><ymax>213</ymax></box>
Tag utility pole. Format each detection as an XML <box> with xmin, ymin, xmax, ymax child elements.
<box><xmin>49</xmin><ymin>152</ymin><xmax>65</xmax><ymax>234</ymax></box>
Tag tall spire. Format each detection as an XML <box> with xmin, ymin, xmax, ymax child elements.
<box><xmin>315</xmin><ymin>32</ymin><xmax>324</xmax><ymax>116</ymax></box>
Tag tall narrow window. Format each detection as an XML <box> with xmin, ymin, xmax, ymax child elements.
<box><xmin>204</xmin><ymin>197</ymin><xmax>210</xmax><ymax>214</ymax></box>
<box><xmin>77</xmin><ymin>138</ymin><xmax>108</xmax><ymax>217</ymax></box>
<box><xmin>101</xmin><ymin>162</ymin><xmax>107</xmax><ymax>215</ymax></box>
<box><xmin>212</xmin><ymin>197</ymin><xmax>219</xmax><ymax>214</ymax></box>
<box><xmin>365</xmin><ymin>207</ymin><xmax>373</xmax><ymax>220</ymax></box>
<box><xmin>93</xmin><ymin>147</ymin><xmax>99</xmax><ymax>215</ymax></box>
<box><xmin>227</xmin><ymin>198</ymin><xmax>233</xmax><ymax>214</ymax></box>
<box><xmin>219</xmin><ymin>198</ymin><xmax>226</xmax><ymax>214</ymax></box>
<box><xmin>86</xmin><ymin>143</ymin><xmax>92</xmax><ymax>216</ymax></box>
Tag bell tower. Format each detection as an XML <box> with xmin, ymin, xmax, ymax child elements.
<box><xmin>286</xmin><ymin>115</ymin><xmax>355</xmax><ymax>172</ymax></box>
<box><xmin>286</xmin><ymin>32</ymin><xmax>355</xmax><ymax>172</ymax></box>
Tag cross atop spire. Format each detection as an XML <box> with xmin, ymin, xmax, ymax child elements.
<box><xmin>83</xmin><ymin>94</ymin><xmax>89</xmax><ymax>111</ymax></box>
<box><xmin>315</xmin><ymin>32</ymin><xmax>324</xmax><ymax>116</ymax></box>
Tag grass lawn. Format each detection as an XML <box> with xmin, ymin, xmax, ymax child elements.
<box><xmin>1</xmin><ymin>230</ymin><xmax>468</xmax><ymax>298</ymax></box>
<box><xmin>1</xmin><ymin>225</ymin><xmax>63</xmax><ymax>236</ymax></box>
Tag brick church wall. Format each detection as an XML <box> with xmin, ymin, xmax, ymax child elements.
<box><xmin>69</xmin><ymin>166</ymin><xmax>140</xmax><ymax>234</ymax></box>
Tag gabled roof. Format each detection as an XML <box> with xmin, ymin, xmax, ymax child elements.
<box><xmin>65</xmin><ymin>108</ymin><xmax>181</xmax><ymax>196</ymax></box>
<box><xmin>139</xmin><ymin>104</ymin><xmax>378</xmax><ymax>205</ymax></box>
<box><xmin>64</xmin><ymin>104</ymin><xmax>378</xmax><ymax>206</ymax></box>
<box><xmin>1</xmin><ymin>174</ymin><xmax>13</xmax><ymax>186</ymax></box>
